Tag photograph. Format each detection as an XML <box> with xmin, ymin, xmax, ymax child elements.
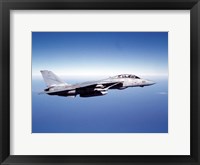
<box><xmin>32</xmin><ymin>32</ymin><xmax>168</xmax><ymax>133</ymax></box>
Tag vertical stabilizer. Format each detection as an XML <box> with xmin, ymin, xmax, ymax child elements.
<box><xmin>40</xmin><ymin>70</ymin><xmax>69</xmax><ymax>87</ymax></box>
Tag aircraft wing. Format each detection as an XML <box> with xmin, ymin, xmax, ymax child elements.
<box><xmin>74</xmin><ymin>80</ymin><xmax>123</xmax><ymax>89</ymax></box>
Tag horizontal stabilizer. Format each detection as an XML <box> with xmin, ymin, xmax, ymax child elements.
<box><xmin>38</xmin><ymin>91</ymin><xmax>46</xmax><ymax>95</ymax></box>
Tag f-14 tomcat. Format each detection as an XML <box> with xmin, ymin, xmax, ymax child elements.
<box><xmin>40</xmin><ymin>70</ymin><xmax>155</xmax><ymax>98</ymax></box>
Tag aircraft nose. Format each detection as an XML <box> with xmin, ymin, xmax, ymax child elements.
<box><xmin>147</xmin><ymin>80</ymin><xmax>156</xmax><ymax>86</ymax></box>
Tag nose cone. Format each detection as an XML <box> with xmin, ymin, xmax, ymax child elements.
<box><xmin>146</xmin><ymin>80</ymin><xmax>156</xmax><ymax>86</ymax></box>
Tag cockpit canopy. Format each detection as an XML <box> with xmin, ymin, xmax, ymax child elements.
<box><xmin>113</xmin><ymin>74</ymin><xmax>140</xmax><ymax>79</ymax></box>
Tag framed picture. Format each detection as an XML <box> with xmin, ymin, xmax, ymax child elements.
<box><xmin>1</xmin><ymin>0</ymin><xmax>199</xmax><ymax>164</ymax></box>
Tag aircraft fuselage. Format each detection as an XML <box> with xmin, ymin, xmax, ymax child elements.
<box><xmin>40</xmin><ymin>72</ymin><xmax>155</xmax><ymax>98</ymax></box>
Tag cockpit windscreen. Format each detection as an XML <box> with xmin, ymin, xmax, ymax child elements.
<box><xmin>114</xmin><ymin>74</ymin><xmax>140</xmax><ymax>79</ymax></box>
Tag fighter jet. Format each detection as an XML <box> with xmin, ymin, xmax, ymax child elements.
<box><xmin>40</xmin><ymin>70</ymin><xmax>155</xmax><ymax>98</ymax></box>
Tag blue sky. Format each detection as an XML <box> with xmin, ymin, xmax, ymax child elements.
<box><xmin>32</xmin><ymin>32</ymin><xmax>168</xmax><ymax>133</ymax></box>
<box><xmin>32</xmin><ymin>32</ymin><xmax>168</xmax><ymax>78</ymax></box>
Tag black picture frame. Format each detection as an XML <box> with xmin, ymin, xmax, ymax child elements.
<box><xmin>1</xmin><ymin>0</ymin><xmax>199</xmax><ymax>164</ymax></box>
